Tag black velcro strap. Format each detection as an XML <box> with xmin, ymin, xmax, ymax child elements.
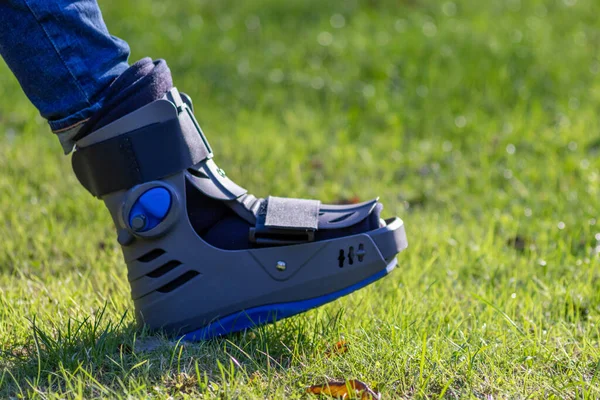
<box><xmin>72</xmin><ymin>110</ymin><xmax>212</xmax><ymax>197</ymax></box>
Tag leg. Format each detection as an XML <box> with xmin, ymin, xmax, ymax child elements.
<box><xmin>0</xmin><ymin>0</ymin><xmax>172</xmax><ymax>153</ymax></box>
<box><xmin>0</xmin><ymin>1</ymin><xmax>129</xmax><ymax>139</ymax></box>
<box><xmin>71</xmin><ymin>87</ymin><xmax>408</xmax><ymax>339</ymax></box>
<box><xmin>0</xmin><ymin>1</ymin><xmax>408</xmax><ymax>339</ymax></box>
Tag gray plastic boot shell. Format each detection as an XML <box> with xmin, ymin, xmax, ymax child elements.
<box><xmin>76</xmin><ymin>89</ymin><xmax>408</xmax><ymax>335</ymax></box>
<box><xmin>103</xmin><ymin>176</ymin><xmax>406</xmax><ymax>334</ymax></box>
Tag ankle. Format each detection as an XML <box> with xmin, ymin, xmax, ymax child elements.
<box><xmin>61</xmin><ymin>58</ymin><xmax>173</xmax><ymax>153</ymax></box>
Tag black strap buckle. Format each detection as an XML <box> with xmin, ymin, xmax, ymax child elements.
<box><xmin>249</xmin><ymin>226</ymin><xmax>316</xmax><ymax>245</ymax></box>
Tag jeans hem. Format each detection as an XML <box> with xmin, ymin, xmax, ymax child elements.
<box><xmin>48</xmin><ymin>101</ymin><xmax>102</xmax><ymax>132</ymax></box>
<box><xmin>50</xmin><ymin>102</ymin><xmax>102</xmax><ymax>154</ymax></box>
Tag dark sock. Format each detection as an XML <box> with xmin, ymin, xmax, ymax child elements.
<box><xmin>75</xmin><ymin>57</ymin><xmax>173</xmax><ymax>140</ymax></box>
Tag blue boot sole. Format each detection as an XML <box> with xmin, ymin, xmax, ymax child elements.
<box><xmin>182</xmin><ymin>257</ymin><xmax>398</xmax><ymax>341</ymax></box>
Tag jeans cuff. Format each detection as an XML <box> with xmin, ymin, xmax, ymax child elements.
<box><xmin>49</xmin><ymin>102</ymin><xmax>103</xmax><ymax>154</ymax></box>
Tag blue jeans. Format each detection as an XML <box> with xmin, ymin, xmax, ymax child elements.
<box><xmin>0</xmin><ymin>0</ymin><xmax>129</xmax><ymax>134</ymax></box>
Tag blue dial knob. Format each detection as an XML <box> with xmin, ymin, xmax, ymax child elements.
<box><xmin>128</xmin><ymin>187</ymin><xmax>172</xmax><ymax>232</ymax></box>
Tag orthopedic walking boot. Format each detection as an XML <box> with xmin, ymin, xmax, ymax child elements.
<box><xmin>71</xmin><ymin>88</ymin><xmax>408</xmax><ymax>340</ymax></box>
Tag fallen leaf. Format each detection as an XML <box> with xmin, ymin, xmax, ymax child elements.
<box><xmin>6</xmin><ymin>346</ymin><xmax>31</xmax><ymax>359</ymax></box>
<box><xmin>307</xmin><ymin>379</ymin><xmax>380</xmax><ymax>399</ymax></box>
<box><xmin>325</xmin><ymin>340</ymin><xmax>349</xmax><ymax>357</ymax></box>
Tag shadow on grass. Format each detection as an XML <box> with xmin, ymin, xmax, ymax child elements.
<box><xmin>1</xmin><ymin>305</ymin><xmax>345</xmax><ymax>397</ymax></box>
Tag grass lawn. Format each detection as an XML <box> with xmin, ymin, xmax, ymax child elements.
<box><xmin>2</xmin><ymin>0</ymin><xmax>600</xmax><ymax>398</ymax></box>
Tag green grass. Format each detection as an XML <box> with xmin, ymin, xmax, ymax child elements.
<box><xmin>2</xmin><ymin>0</ymin><xmax>600</xmax><ymax>397</ymax></box>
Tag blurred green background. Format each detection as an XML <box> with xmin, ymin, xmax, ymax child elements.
<box><xmin>1</xmin><ymin>0</ymin><xmax>600</xmax><ymax>398</ymax></box>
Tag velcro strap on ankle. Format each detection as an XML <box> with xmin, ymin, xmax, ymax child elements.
<box><xmin>264</xmin><ymin>196</ymin><xmax>320</xmax><ymax>230</ymax></box>
<box><xmin>249</xmin><ymin>196</ymin><xmax>320</xmax><ymax>245</ymax></box>
<box><xmin>72</xmin><ymin>109</ymin><xmax>212</xmax><ymax>197</ymax></box>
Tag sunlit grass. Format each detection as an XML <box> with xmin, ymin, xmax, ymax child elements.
<box><xmin>2</xmin><ymin>0</ymin><xmax>600</xmax><ymax>398</ymax></box>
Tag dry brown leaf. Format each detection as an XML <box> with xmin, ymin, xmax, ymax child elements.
<box><xmin>307</xmin><ymin>379</ymin><xmax>380</xmax><ymax>399</ymax></box>
<box><xmin>325</xmin><ymin>340</ymin><xmax>349</xmax><ymax>357</ymax></box>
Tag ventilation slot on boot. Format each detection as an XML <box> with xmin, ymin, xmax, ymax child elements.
<box><xmin>348</xmin><ymin>246</ymin><xmax>355</xmax><ymax>265</ymax></box>
<box><xmin>338</xmin><ymin>249</ymin><xmax>345</xmax><ymax>268</ymax></box>
<box><xmin>147</xmin><ymin>260</ymin><xmax>182</xmax><ymax>278</ymax></box>
<box><xmin>156</xmin><ymin>271</ymin><xmax>200</xmax><ymax>293</ymax></box>
<box><xmin>137</xmin><ymin>249</ymin><xmax>166</xmax><ymax>262</ymax></box>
